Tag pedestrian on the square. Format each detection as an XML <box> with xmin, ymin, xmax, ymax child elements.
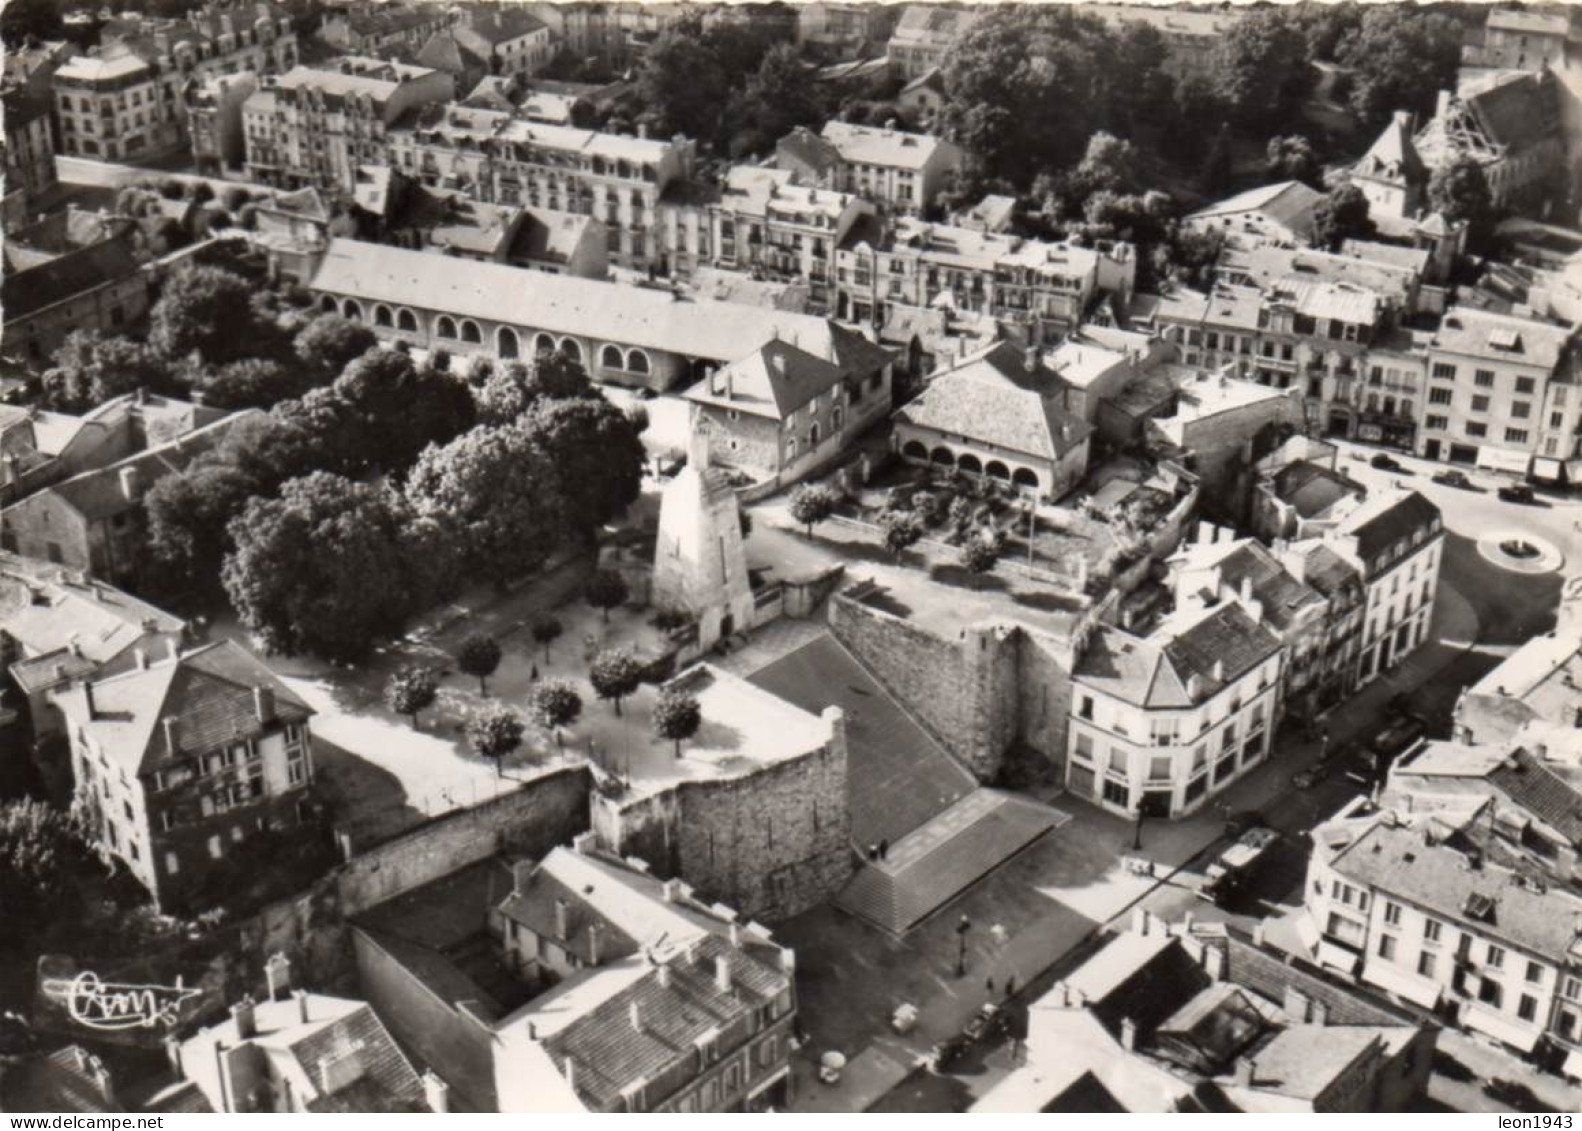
<box><xmin>1004</xmin><ymin>975</ymin><xmax>1016</xmax><ymax>998</ymax></box>
<box><xmin>985</xmin><ymin>976</ymin><xmax>995</xmax><ymax>995</ymax></box>
<box><xmin>530</xmin><ymin>663</ymin><xmax>539</xmax><ymax>681</ymax></box>
<box><xmin>879</xmin><ymin>838</ymin><xmax>889</xmax><ymax>860</ymax></box>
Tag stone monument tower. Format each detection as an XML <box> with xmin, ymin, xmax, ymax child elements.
<box><xmin>652</xmin><ymin>433</ymin><xmax>754</xmax><ymax>651</ymax></box>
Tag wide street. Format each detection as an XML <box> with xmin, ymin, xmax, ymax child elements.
<box><xmin>845</xmin><ymin>438</ymin><xmax>1582</xmax><ymax>1113</ymax></box>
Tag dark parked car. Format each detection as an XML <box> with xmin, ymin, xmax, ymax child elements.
<box><xmin>1369</xmin><ymin>453</ymin><xmax>1403</xmax><ymax>471</ymax></box>
<box><xmin>1371</xmin><ymin>717</ymin><xmax>1426</xmax><ymax>771</ymax></box>
<box><xmin>1223</xmin><ymin>810</ymin><xmax>1264</xmax><ymax>838</ymax></box>
<box><xmin>1498</xmin><ymin>483</ymin><xmax>1536</xmax><ymax>504</ymax></box>
<box><xmin>1431</xmin><ymin>469</ymin><xmax>1471</xmax><ymax>489</ymax></box>
<box><xmin>1483</xmin><ymin>1077</ymin><xmax>1551</xmax><ymax>1113</ymax></box>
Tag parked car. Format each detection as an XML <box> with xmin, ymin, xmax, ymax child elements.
<box><xmin>1223</xmin><ymin>809</ymin><xmax>1264</xmax><ymax>838</ymax></box>
<box><xmin>1483</xmin><ymin>1077</ymin><xmax>1549</xmax><ymax>1113</ymax></box>
<box><xmin>1371</xmin><ymin>717</ymin><xmax>1426</xmax><ymax>772</ymax></box>
<box><xmin>1370</xmin><ymin>453</ymin><xmax>1404</xmax><ymax>471</ymax></box>
<box><xmin>1293</xmin><ymin>744</ymin><xmax>1345</xmax><ymax>789</ymax></box>
<box><xmin>1498</xmin><ymin>483</ymin><xmax>1536</xmax><ymax>504</ymax></box>
<box><xmin>1431</xmin><ymin>469</ymin><xmax>1472</xmax><ymax>489</ymax></box>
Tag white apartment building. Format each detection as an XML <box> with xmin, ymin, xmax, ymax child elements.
<box><xmin>54</xmin><ymin>3</ymin><xmax>297</xmax><ymax>162</ymax></box>
<box><xmin>243</xmin><ymin>57</ymin><xmax>455</xmax><ymax>193</ymax></box>
<box><xmin>1068</xmin><ymin>602</ymin><xmax>1284</xmax><ymax>820</ymax></box>
<box><xmin>776</xmin><ymin>122</ymin><xmax>963</xmax><ymax>218</ymax></box>
<box><xmin>1323</xmin><ymin>489</ymin><xmax>1442</xmax><ymax>689</ymax></box>
<box><xmin>1305</xmin><ymin>804</ymin><xmax>1582</xmax><ymax>1064</ymax></box>
<box><xmin>1420</xmin><ymin>305</ymin><xmax>1580</xmax><ymax>480</ymax></box>
<box><xmin>385</xmin><ymin>105</ymin><xmax>695</xmax><ymax>271</ymax></box>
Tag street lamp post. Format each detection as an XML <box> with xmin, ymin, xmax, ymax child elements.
<box><xmin>955</xmin><ymin>914</ymin><xmax>972</xmax><ymax>977</ymax></box>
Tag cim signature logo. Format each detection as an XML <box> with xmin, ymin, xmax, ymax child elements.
<box><xmin>40</xmin><ymin>970</ymin><xmax>202</xmax><ymax>1031</ymax></box>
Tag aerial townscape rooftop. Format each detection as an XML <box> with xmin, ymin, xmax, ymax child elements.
<box><xmin>2</xmin><ymin>0</ymin><xmax>1582</xmax><ymax>1117</ymax></box>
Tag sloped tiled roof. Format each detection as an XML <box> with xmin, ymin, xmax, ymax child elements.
<box><xmin>684</xmin><ymin>338</ymin><xmax>859</xmax><ymax>421</ymax></box>
<box><xmin>1332</xmin><ymin>820</ymin><xmax>1582</xmax><ymax>961</ymax></box>
<box><xmin>776</xmin><ymin>126</ymin><xmax>842</xmax><ymax>175</ymax></box>
<box><xmin>2</xmin><ymin>240</ymin><xmax>142</xmax><ymax>321</ymax></box>
<box><xmin>1331</xmin><ymin>489</ymin><xmax>1440</xmax><ymax>564</ymax></box>
<box><xmin>1464</xmin><ymin>71</ymin><xmax>1559</xmax><ymax>153</ymax></box>
<box><xmin>1271</xmin><ymin>460</ymin><xmax>1363</xmax><ymax>520</ymax></box>
<box><xmin>1354</xmin><ymin>115</ymin><xmax>1426</xmax><ymax>187</ymax></box>
<box><xmin>894</xmin><ymin>341</ymin><xmax>1092</xmax><ymax>463</ymax></box>
<box><xmin>0</xmin><ymin>1046</ymin><xmax>119</xmax><ymax>1113</ymax></box>
<box><xmin>1220</xmin><ymin>932</ymin><xmax>1401</xmax><ymax>1027</ymax></box>
<box><xmin>56</xmin><ymin>639</ymin><xmax>312</xmax><ymax>776</ymax></box>
<box><xmin>1488</xmin><ymin>746</ymin><xmax>1582</xmax><ymax>844</ymax></box>
<box><xmin>1187</xmin><ymin>182</ymin><xmax>1324</xmax><ymax>244</ymax></box>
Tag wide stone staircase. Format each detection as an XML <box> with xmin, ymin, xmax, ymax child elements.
<box><xmin>833</xmin><ymin>789</ymin><xmax>1069</xmax><ymax>936</ymax></box>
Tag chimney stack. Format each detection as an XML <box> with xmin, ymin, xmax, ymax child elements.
<box><xmin>1234</xmin><ymin>1057</ymin><xmax>1255</xmax><ymax>1087</ymax></box>
<box><xmin>587</xmin><ymin>923</ymin><xmax>601</xmax><ymax>966</ymax></box>
<box><xmin>657</xmin><ymin>962</ymin><xmax>672</xmax><ymax>988</ymax></box>
<box><xmin>629</xmin><ymin>1000</ymin><xmax>643</xmax><ymax>1032</ymax></box>
<box><xmin>662</xmin><ymin>878</ymin><xmax>681</xmax><ymax>903</ymax></box>
<box><xmin>84</xmin><ymin>1054</ymin><xmax>115</xmax><ymax>1107</ymax></box>
<box><xmin>253</xmin><ymin>685</ymin><xmax>276</xmax><ymax>723</ymax></box>
<box><xmin>423</xmin><ymin>1071</ymin><xmax>449</xmax><ymax>1114</ymax></box>
<box><xmin>83</xmin><ymin>680</ymin><xmax>97</xmax><ymax>720</ymax></box>
<box><xmin>1239</xmin><ymin>576</ymin><xmax>1252</xmax><ymax>606</ymax></box>
<box><xmin>728</xmin><ymin>922</ymin><xmax>742</xmax><ymax>949</ymax></box>
<box><xmin>1120</xmin><ymin>1017</ymin><xmax>1137</xmax><ymax>1051</ymax></box>
<box><xmin>554</xmin><ymin>898</ymin><xmax>570</xmax><ymax>939</ymax></box>
<box><xmin>1211</xmin><ymin>659</ymin><xmax>1225</xmax><ymax>682</ymax></box>
<box><xmin>563</xmin><ymin>1056</ymin><xmax>577</xmax><ymax>1095</ymax></box>
<box><xmin>164</xmin><ymin>716</ymin><xmax>179</xmax><ymax>755</ymax></box>
<box><xmin>231</xmin><ymin>996</ymin><xmax>257</xmax><ymax>1039</ymax></box>
<box><xmin>135</xmin><ymin>649</ymin><xmax>149</xmax><ymax>670</ymax></box>
<box><xmin>714</xmin><ymin>955</ymin><xmax>731</xmax><ymax>994</ymax></box>
<box><xmin>294</xmin><ymin>987</ymin><xmax>309</xmax><ymax>1025</ymax></box>
<box><xmin>264</xmin><ymin>952</ymin><xmax>291</xmax><ymax>1001</ymax></box>
<box><xmin>1311</xmin><ymin>1000</ymin><xmax>1328</xmax><ymax>1027</ymax></box>
<box><xmin>119</xmin><ymin>465</ymin><xmax>142</xmax><ymax>503</ymax></box>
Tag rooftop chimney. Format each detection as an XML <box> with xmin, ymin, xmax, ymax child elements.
<box><xmin>728</xmin><ymin>922</ymin><xmax>742</xmax><ymax>948</ymax></box>
<box><xmin>82</xmin><ymin>1053</ymin><xmax>115</xmax><ymax>1107</ymax></box>
<box><xmin>118</xmin><ymin>465</ymin><xmax>142</xmax><ymax>503</ymax></box>
<box><xmin>629</xmin><ymin>1000</ymin><xmax>643</xmax><ymax>1032</ymax></box>
<box><xmin>587</xmin><ymin>923</ymin><xmax>601</xmax><ymax>966</ymax></box>
<box><xmin>714</xmin><ymin>955</ymin><xmax>732</xmax><ymax>994</ymax></box>
<box><xmin>563</xmin><ymin>1055</ymin><xmax>577</xmax><ymax>1095</ymax></box>
<box><xmin>83</xmin><ymin>680</ymin><xmax>97</xmax><ymax>721</ymax></box>
<box><xmin>293</xmin><ymin>987</ymin><xmax>309</xmax><ymax>1025</ymax></box>
<box><xmin>1311</xmin><ymin>1000</ymin><xmax>1328</xmax><ymax>1027</ymax></box>
<box><xmin>657</xmin><ymin>962</ymin><xmax>672</xmax><ymax>989</ymax></box>
<box><xmin>253</xmin><ymin>685</ymin><xmax>276</xmax><ymax>723</ymax></box>
<box><xmin>231</xmin><ymin>996</ymin><xmax>257</xmax><ymax>1039</ymax></box>
<box><xmin>164</xmin><ymin>716</ymin><xmax>179</xmax><ymax>755</ymax></box>
<box><xmin>1239</xmin><ymin>576</ymin><xmax>1252</xmax><ymax>606</ymax></box>
<box><xmin>555</xmin><ymin>898</ymin><xmax>570</xmax><ymax>939</ymax></box>
<box><xmin>661</xmin><ymin>878</ymin><xmax>681</xmax><ymax>903</ymax></box>
<box><xmin>1211</xmin><ymin>659</ymin><xmax>1225</xmax><ymax>682</ymax></box>
<box><xmin>134</xmin><ymin>649</ymin><xmax>149</xmax><ymax>671</ymax></box>
<box><xmin>264</xmin><ymin>952</ymin><xmax>291</xmax><ymax>1001</ymax></box>
<box><xmin>1120</xmin><ymin>1017</ymin><xmax>1137</xmax><ymax>1051</ymax></box>
<box><xmin>1234</xmin><ymin>1057</ymin><xmax>1255</xmax><ymax>1088</ymax></box>
<box><xmin>423</xmin><ymin>1071</ymin><xmax>449</xmax><ymax>1115</ymax></box>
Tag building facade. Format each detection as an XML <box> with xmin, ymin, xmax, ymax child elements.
<box><xmin>2</xmin><ymin>89</ymin><xmax>57</xmax><ymax>227</ymax></box>
<box><xmin>53</xmin><ymin>4</ymin><xmax>298</xmax><ymax>162</ymax></box>
<box><xmin>1419</xmin><ymin>305</ymin><xmax>1579</xmax><ymax>476</ymax></box>
<box><xmin>242</xmin><ymin>58</ymin><xmax>455</xmax><ymax>193</ymax></box>
<box><xmin>1068</xmin><ymin>603</ymin><xmax>1284</xmax><ymax>820</ymax></box>
<box><xmin>54</xmin><ymin>639</ymin><xmax>315</xmax><ymax>911</ymax></box>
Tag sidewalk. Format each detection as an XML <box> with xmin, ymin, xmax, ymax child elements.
<box><xmin>789</xmin><ymin>578</ymin><xmax>1483</xmax><ymax>1113</ymax></box>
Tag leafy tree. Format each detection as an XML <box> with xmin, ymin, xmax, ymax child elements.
<box><xmin>222</xmin><ymin>473</ymin><xmax>419</xmax><ymax>662</ymax></box>
<box><xmin>584</xmin><ymin>570</ymin><xmax>629</xmax><ymax>623</ymax></box>
<box><xmin>42</xmin><ymin>332</ymin><xmax>174</xmax><ymax>411</ymax></box>
<box><xmin>880</xmin><ymin>509</ymin><xmax>925</xmax><ymax>561</ymax></box>
<box><xmin>1197</xmin><ymin>129</ymin><xmax>1234</xmax><ymax>196</ymax></box>
<box><xmin>1109</xmin><ymin>22</ymin><xmax>1175</xmax><ymax>135</ymax></box>
<box><xmin>467</xmin><ymin>705</ymin><xmax>524</xmax><ymax>776</ymax></box>
<box><xmin>625</xmin><ymin>403</ymin><xmax>650</xmax><ymax>436</ymax></box>
<box><xmin>474</xmin><ymin>354</ymin><xmax>596</xmax><ymax>424</ymax></box>
<box><xmin>1211</xmin><ymin>9</ymin><xmax>1311</xmax><ymax>135</ymax></box>
<box><xmin>530</xmin><ymin>613</ymin><xmax>563</xmax><ymax>664</ymax></box>
<box><xmin>788</xmin><ymin>484</ymin><xmax>840</xmax><ymax>538</ymax></box>
<box><xmin>1295</xmin><ymin>1</ymin><xmax>1362</xmax><ymax>61</ymax></box>
<box><xmin>939</xmin><ymin>7</ymin><xmax>1123</xmax><ymax>187</ymax></box>
<box><xmin>402</xmin><ymin>421</ymin><xmax>563</xmax><ymax>587</ymax></box>
<box><xmin>115</xmin><ymin>185</ymin><xmax>163</xmax><ymax>219</ymax></box>
<box><xmin>1312</xmin><ymin>182</ymin><xmax>1374</xmax><ymax>250</ymax></box>
<box><xmin>1163</xmin><ymin>225</ymin><xmax>1226</xmax><ymax>288</ymax></box>
<box><xmin>186</xmin><ymin>181</ymin><xmax>215</xmax><ymax>205</ymax></box>
<box><xmin>143</xmin><ymin>458</ymin><xmax>260</xmax><ymax>598</ymax></box>
<box><xmin>588</xmin><ymin>648</ymin><xmax>643</xmax><ymax>716</ymax></box>
<box><xmin>726</xmin><ymin>41</ymin><xmax>824</xmax><ymax>157</ymax></box>
<box><xmin>519</xmin><ymin>395</ymin><xmax>645</xmax><ymax>536</ymax></box>
<box><xmin>632</xmin><ymin>18</ymin><xmax>732</xmax><ymax>140</ymax></box>
<box><xmin>1428</xmin><ymin>156</ymin><xmax>1494</xmax><ymax>231</ymax></box>
<box><xmin>294</xmin><ymin>315</ymin><xmax>377</xmax><ymax>381</ymax></box>
<box><xmin>960</xmin><ymin>537</ymin><xmax>999</xmax><ymax>588</ymax></box>
<box><xmin>149</xmin><ymin>264</ymin><xmax>284</xmax><ymax>366</ymax></box>
<box><xmin>384</xmin><ymin>664</ymin><xmax>439</xmax><ymax>728</ymax></box>
<box><xmin>199</xmin><ymin>358</ymin><xmax>308</xmax><ymax>410</ymax></box>
<box><xmin>1266</xmin><ymin>135</ymin><xmax>1321</xmax><ymax>187</ymax></box>
<box><xmin>2</xmin><ymin>0</ymin><xmax>65</xmax><ymax>46</ymax></box>
<box><xmin>456</xmin><ymin>632</ymin><xmax>502</xmax><ymax>695</ymax></box>
<box><xmin>1336</xmin><ymin>6</ymin><xmax>1463</xmax><ymax>127</ymax></box>
<box><xmin>0</xmin><ymin>799</ymin><xmax>97</xmax><ymax>926</ymax></box>
<box><xmin>653</xmin><ymin>689</ymin><xmax>702</xmax><ymax>758</ymax></box>
<box><xmin>527</xmin><ymin>678</ymin><xmax>581</xmax><ymax>748</ymax></box>
<box><xmin>1069</xmin><ymin>132</ymin><xmax>1140</xmax><ymax>202</ymax></box>
<box><xmin>220</xmin><ymin>186</ymin><xmax>250</xmax><ymax>212</ymax></box>
<box><xmin>332</xmin><ymin>349</ymin><xmax>477</xmax><ymax>475</ymax></box>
